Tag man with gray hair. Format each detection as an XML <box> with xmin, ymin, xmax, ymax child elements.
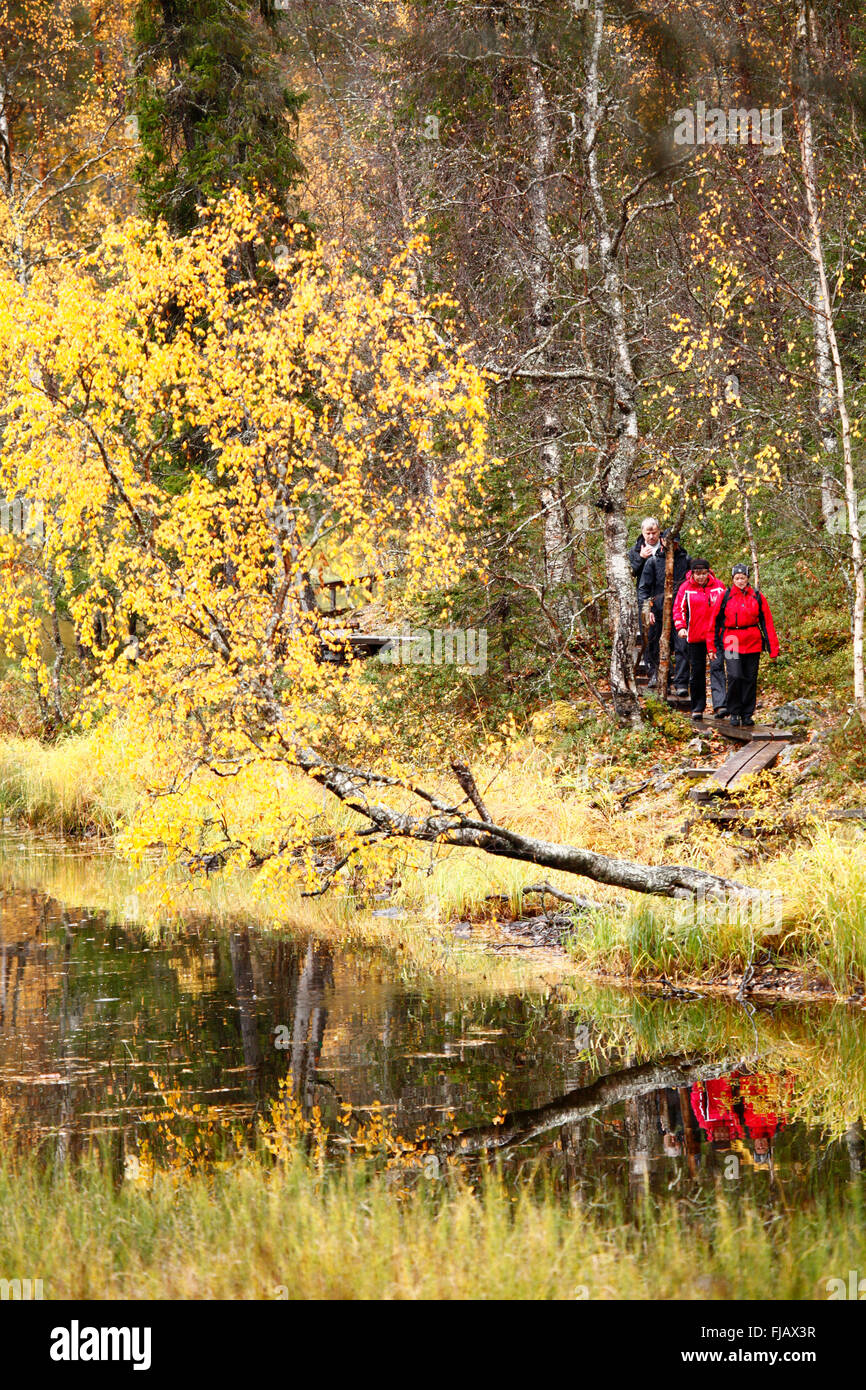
<box><xmin>638</xmin><ymin>531</ymin><xmax>692</xmax><ymax>694</ymax></box>
<box><xmin>628</xmin><ymin>517</ymin><xmax>661</xmax><ymax>582</ymax></box>
<box><xmin>629</xmin><ymin>516</ymin><xmax>661</xmax><ymax>684</ymax></box>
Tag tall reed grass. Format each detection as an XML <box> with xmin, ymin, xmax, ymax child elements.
<box><xmin>568</xmin><ymin>825</ymin><xmax>866</xmax><ymax>993</ymax></box>
<box><xmin>0</xmin><ymin>1146</ymin><xmax>860</xmax><ymax>1300</ymax></box>
<box><xmin>0</xmin><ymin>733</ymin><xmax>137</xmax><ymax>835</ymax></box>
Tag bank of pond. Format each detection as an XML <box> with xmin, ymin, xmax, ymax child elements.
<box><xmin>0</xmin><ymin>837</ymin><xmax>865</xmax><ymax>1298</ymax></box>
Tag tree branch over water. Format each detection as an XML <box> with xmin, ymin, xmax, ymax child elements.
<box><xmin>293</xmin><ymin>746</ymin><xmax>754</xmax><ymax>902</ymax></box>
<box><xmin>439</xmin><ymin>1054</ymin><xmax>745</xmax><ymax>1156</ymax></box>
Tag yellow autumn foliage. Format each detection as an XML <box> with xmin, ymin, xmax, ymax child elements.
<box><xmin>0</xmin><ymin>191</ymin><xmax>489</xmax><ymax>904</ymax></box>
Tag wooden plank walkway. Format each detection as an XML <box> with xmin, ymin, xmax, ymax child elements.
<box><xmin>318</xmin><ymin>631</ymin><xmax>395</xmax><ymax>661</ymax></box>
<box><xmin>712</xmin><ymin>738</ymin><xmax>789</xmax><ymax>791</ymax></box>
<box><xmin>713</xmin><ymin>720</ymin><xmax>792</xmax><ymax>743</ymax></box>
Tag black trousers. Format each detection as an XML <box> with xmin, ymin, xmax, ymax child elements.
<box><xmin>646</xmin><ymin>601</ymin><xmax>689</xmax><ymax>687</ymax></box>
<box><xmin>638</xmin><ymin>609</ymin><xmax>653</xmax><ymax>673</ymax></box>
<box><xmin>672</xmin><ymin>632</ymin><xmax>690</xmax><ymax>690</ymax></box>
<box><xmin>725</xmin><ymin>651</ymin><xmax>761</xmax><ymax>719</ymax></box>
<box><xmin>645</xmin><ymin>606</ymin><xmax>660</xmax><ymax>677</ymax></box>
<box><xmin>686</xmin><ymin>641</ymin><xmax>727</xmax><ymax>713</ymax></box>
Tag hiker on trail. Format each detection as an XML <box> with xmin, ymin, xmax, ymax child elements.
<box><xmin>637</xmin><ymin>530</ymin><xmax>691</xmax><ymax>694</ymax></box>
<box><xmin>710</xmin><ymin>564</ymin><xmax>779</xmax><ymax>727</ymax></box>
<box><xmin>628</xmin><ymin>515</ymin><xmax>662</xmax><ymax>583</ymax></box>
<box><xmin>629</xmin><ymin>516</ymin><xmax>662</xmax><ymax>681</ymax></box>
<box><xmin>673</xmin><ymin>559</ymin><xmax>728</xmax><ymax>721</ymax></box>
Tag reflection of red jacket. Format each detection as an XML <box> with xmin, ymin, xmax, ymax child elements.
<box><xmin>739</xmin><ymin>1074</ymin><xmax>793</xmax><ymax>1141</ymax></box>
<box><xmin>712</xmin><ymin>585</ymin><xmax>779</xmax><ymax>659</ymax></box>
<box><xmin>673</xmin><ymin>571</ymin><xmax>726</xmax><ymax>643</ymax></box>
<box><xmin>691</xmin><ymin>1079</ymin><xmax>744</xmax><ymax>1142</ymax></box>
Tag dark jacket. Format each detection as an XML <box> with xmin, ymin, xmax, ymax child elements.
<box><xmin>628</xmin><ymin>535</ymin><xmax>661</xmax><ymax>581</ymax></box>
<box><xmin>637</xmin><ymin>546</ymin><xmax>691</xmax><ymax>608</ymax></box>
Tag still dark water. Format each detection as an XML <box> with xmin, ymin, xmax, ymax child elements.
<box><xmin>1</xmin><ymin>842</ymin><xmax>864</xmax><ymax>1203</ymax></box>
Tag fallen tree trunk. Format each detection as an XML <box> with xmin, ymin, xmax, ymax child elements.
<box><xmin>435</xmin><ymin>819</ymin><xmax>749</xmax><ymax>900</ymax></box>
<box><xmin>290</xmin><ymin>743</ymin><xmax>755</xmax><ymax>902</ymax></box>
<box><xmin>439</xmin><ymin>1052</ymin><xmax>743</xmax><ymax>1156</ymax></box>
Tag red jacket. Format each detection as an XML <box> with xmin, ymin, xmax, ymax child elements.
<box><xmin>712</xmin><ymin>584</ymin><xmax>779</xmax><ymax>658</ymax></box>
<box><xmin>673</xmin><ymin>570</ymin><xmax>726</xmax><ymax>644</ymax></box>
<box><xmin>738</xmin><ymin>1074</ymin><xmax>794</xmax><ymax>1142</ymax></box>
<box><xmin>690</xmin><ymin>1079</ymin><xmax>745</xmax><ymax>1143</ymax></box>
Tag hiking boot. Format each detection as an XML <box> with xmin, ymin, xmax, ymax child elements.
<box><xmin>673</xmin><ymin>687</ymin><xmax>689</xmax><ymax>697</ymax></box>
<box><xmin>742</xmin><ymin>717</ymin><xmax>755</xmax><ymax>726</ymax></box>
<box><xmin>647</xmin><ymin>675</ymin><xmax>657</xmax><ymax>689</ymax></box>
<box><xmin>691</xmin><ymin>711</ymin><xmax>704</xmax><ymax>720</ymax></box>
<box><xmin>729</xmin><ymin>714</ymin><xmax>742</xmax><ymax>726</ymax></box>
<box><xmin>713</xmin><ymin>709</ymin><xmax>728</xmax><ymax>719</ymax></box>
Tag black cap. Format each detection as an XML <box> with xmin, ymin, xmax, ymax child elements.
<box><xmin>692</xmin><ymin>557</ymin><xmax>710</xmax><ymax>571</ymax></box>
<box><xmin>731</xmin><ymin>563</ymin><xmax>749</xmax><ymax>577</ymax></box>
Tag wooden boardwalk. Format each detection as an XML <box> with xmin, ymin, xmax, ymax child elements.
<box><xmin>711</xmin><ymin>737</ymin><xmax>789</xmax><ymax>791</ymax></box>
<box><xmin>318</xmin><ymin>631</ymin><xmax>394</xmax><ymax>661</ymax></box>
<box><xmin>683</xmin><ymin>723</ymin><xmax>794</xmax><ymax>803</ymax></box>
<box><xmin>713</xmin><ymin>720</ymin><xmax>792</xmax><ymax>743</ymax></box>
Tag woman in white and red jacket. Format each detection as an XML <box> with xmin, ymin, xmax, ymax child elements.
<box><xmin>709</xmin><ymin>564</ymin><xmax>779</xmax><ymax>726</ymax></box>
<box><xmin>673</xmin><ymin>559</ymin><xmax>728</xmax><ymax>720</ymax></box>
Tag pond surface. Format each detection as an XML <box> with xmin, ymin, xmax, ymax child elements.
<box><xmin>1</xmin><ymin>839</ymin><xmax>864</xmax><ymax>1207</ymax></box>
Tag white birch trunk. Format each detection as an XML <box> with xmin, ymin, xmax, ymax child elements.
<box><xmin>523</xmin><ymin>26</ymin><xmax>578</xmax><ymax>638</ymax></box>
<box><xmin>794</xmin><ymin>5</ymin><xmax>865</xmax><ymax>709</ymax></box>
<box><xmin>582</xmin><ymin>0</ymin><xmax>641</xmax><ymax>720</ymax></box>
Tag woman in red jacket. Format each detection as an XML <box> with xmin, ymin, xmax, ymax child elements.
<box><xmin>673</xmin><ymin>558</ymin><xmax>728</xmax><ymax>720</ymax></box>
<box><xmin>710</xmin><ymin>564</ymin><xmax>779</xmax><ymax>726</ymax></box>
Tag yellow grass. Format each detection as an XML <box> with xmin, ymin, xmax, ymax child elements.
<box><xmin>0</xmin><ymin>730</ymin><xmax>138</xmax><ymax>834</ymax></box>
<box><xmin>3</xmin><ymin>727</ymin><xmax>865</xmax><ymax>991</ymax></box>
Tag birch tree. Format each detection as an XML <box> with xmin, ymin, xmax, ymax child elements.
<box><xmin>791</xmin><ymin>1</ymin><xmax>865</xmax><ymax>710</ymax></box>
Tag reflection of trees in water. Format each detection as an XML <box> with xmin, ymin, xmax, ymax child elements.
<box><xmin>0</xmin><ymin>877</ymin><xmax>865</xmax><ymax>1202</ymax></box>
<box><xmin>53</xmin><ymin>913</ymin><xmax>76</xmax><ymax>1172</ymax></box>
<box><xmin>442</xmin><ymin>1055</ymin><xmax>740</xmax><ymax>1156</ymax></box>
<box><xmin>560</xmin><ymin>1083</ymin><xmax>703</xmax><ymax>1194</ymax></box>
<box><xmin>229</xmin><ymin>928</ymin><xmax>263</xmax><ymax>1089</ymax></box>
<box><xmin>845</xmin><ymin>1120</ymin><xmax>864</xmax><ymax>1177</ymax></box>
<box><xmin>0</xmin><ymin>888</ymin><xmax>53</xmax><ymax>1027</ymax></box>
<box><xmin>289</xmin><ymin>941</ymin><xmax>332</xmax><ymax>1109</ymax></box>
<box><xmin>0</xmin><ymin>890</ymin><xmax>104</xmax><ymax>1168</ymax></box>
<box><xmin>0</xmin><ymin>889</ymin><xmax>70</xmax><ymax>1152</ymax></box>
<box><xmin>457</xmin><ymin>1062</ymin><xmax>847</xmax><ymax>1210</ymax></box>
<box><xmin>625</xmin><ymin>1091</ymin><xmax>664</xmax><ymax>1188</ymax></box>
